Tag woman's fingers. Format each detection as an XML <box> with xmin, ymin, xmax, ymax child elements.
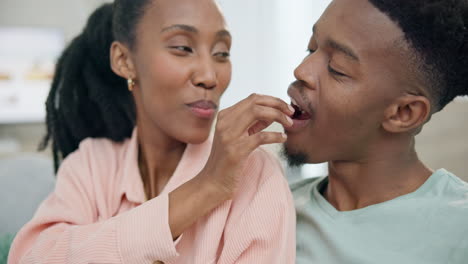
<box><xmin>219</xmin><ymin>95</ymin><xmax>294</xmax><ymax>136</ymax></box>
<box><xmin>248</xmin><ymin>104</ymin><xmax>293</xmax><ymax>131</ymax></box>
<box><xmin>251</xmin><ymin>94</ymin><xmax>294</xmax><ymax>116</ymax></box>
<box><xmin>248</xmin><ymin>120</ymin><xmax>272</xmax><ymax>136</ymax></box>
<box><xmin>242</xmin><ymin>131</ymin><xmax>288</xmax><ymax>154</ymax></box>
<box><xmin>225</xmin><ymin>93</ymin><xmax>292</xmax><ymax>116</ymax></box>
<box><xmin>223</xmin><ymin>93</ymin><xmax>293</xmax><ymax>120</ymax></box>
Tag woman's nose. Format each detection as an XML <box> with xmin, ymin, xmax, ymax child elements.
<box><xmin>192</xmin><ymin>56</ymin><xmax>218</xmax><ymax>90</ymax></box>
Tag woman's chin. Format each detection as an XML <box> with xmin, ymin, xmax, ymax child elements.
<box><xmin>180</xmin><ymin>130</ymin><xmax>211</xmax><ymax>145</ymax></box>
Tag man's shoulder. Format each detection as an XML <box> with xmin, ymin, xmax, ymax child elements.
<box><xmin>289</xmin><ymin>177</ymin><xmax>325</xmax><ymax>198</ymax></box>
<box><xmin>439</xmin><ymin>169</ymin><xmax>468</xmax><ymax>209</ymax></box>
<box><xmin>417</xmin><ymin>169</ymin><xmax>468</xmax><ymax>228</ymax></box>
<box><xmin>434</xmin><ymin>169</ymin><xmax>468</xmax><ymax>198</ymax></box>
<box><xmin>441</xmin><ymin>169</ymin><xmax>468</xmax><ymax>187</ymax></box>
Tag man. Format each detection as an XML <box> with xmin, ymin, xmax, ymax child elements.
<box><xmin>283</xmin><ymin>0</ymin><xmax>468</xmax><ymax>263</ymax></box>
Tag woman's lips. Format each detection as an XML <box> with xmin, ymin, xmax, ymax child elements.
<box><xmin>186</xmin><ymin>100</ymin><xmax>217</xmax><ymax>119</ymax></box>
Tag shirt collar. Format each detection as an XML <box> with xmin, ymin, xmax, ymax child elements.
<box><xmin>120</xmin><ymin>128</ymin><xmax>212</xmax><ymax>204</ymax></box>
<box><xmin>120</xmin><ymin>128</ymin><xmax>145</xmax><ymax>204</ymax></box>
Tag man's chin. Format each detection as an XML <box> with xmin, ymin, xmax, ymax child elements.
<box><xmin>281</xmin><ymin>144</ymin><xmax>309</xmax><ymax>167</ymax></box>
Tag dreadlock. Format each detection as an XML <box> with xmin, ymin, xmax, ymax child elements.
<box><xmin>39</xmin><ymin>1</ymin><xmax>153</xmax><ymax>172</ymax></box>
<box><xmin>368</xmin><ymin>0</ymin><xmax>468</xmax><ymax>111</ymax></box>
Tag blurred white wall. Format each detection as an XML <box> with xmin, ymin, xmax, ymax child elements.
<box><xmin>217</xmin><ymin>0</ymin><xmax>331</xmax><ymax>108</ymax></box>
<box><xmin>0</xmin><ymin>0</ymin><xmax>107</xmax><ymax>40</ymax></box>
<box><xmin>0</xmin><ymin>0</ymin><xmax>331</xmax><ymax>109</ymax></box>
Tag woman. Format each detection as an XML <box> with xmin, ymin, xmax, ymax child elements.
<box><xmin>8</xmin><ymin>0</ymin><xmax>296</xmax><ymax>263</ymax></box>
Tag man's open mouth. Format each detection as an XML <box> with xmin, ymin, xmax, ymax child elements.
<box><xmin>291</xmin><ymin>98</ymin><xmax>312</xmax><ymax>120</ymax></box>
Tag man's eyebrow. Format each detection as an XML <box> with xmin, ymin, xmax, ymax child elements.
<box><xmin>161</xmin><ymin>24</ymin><xmax>198</xmax><ymax>34</ymax></box>
<box><xmin>312</xmin><ymin>24</ymin><xmax>360</xmax><ymax>62</ymax></box>
<box><xmin>326</xmin><ymin>39</ymin><xmax>360</xmax><ymax>62</ymax></box>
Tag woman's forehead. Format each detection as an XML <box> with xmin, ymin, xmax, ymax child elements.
<box><xmin>142</xmin><ymin>0</ymin><xmax>226</xmax><ymax>29</ymax></box>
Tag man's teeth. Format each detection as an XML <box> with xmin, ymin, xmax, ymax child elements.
<box><xmin>291</xmin><ymin>98</ymin><xmax>298</xmax><ymax>106</ymax></box>
<box><xmin>292</xmin><ymin>102</ymin><xmax>304</xmax><ymax>113</ymax></box>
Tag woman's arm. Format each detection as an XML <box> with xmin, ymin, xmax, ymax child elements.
<box><xmin>8</xmin><ymin>150</ymin><xmax>182</xmax><ymax>264</ymax></box>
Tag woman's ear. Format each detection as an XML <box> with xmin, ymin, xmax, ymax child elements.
<box><xmin>110</xmin><ymin>41</ymin><xmax>136</xmax><ymax>79</ymax></box>
<box><xmin>382</xmin><ymin>94</ymin><xmax>431</xmax><ymax>134</ymax></box>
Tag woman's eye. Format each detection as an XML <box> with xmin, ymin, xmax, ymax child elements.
<box><xmin>215</xmin><ymin>51</ymin><xmax>230</xmax><ymax>58</ymax></box>
<box><xmin>327</xmin><ymin>65</ymin><xmax>347</xmax><ymax>77</ymax></box>
<box><xmin>170</xmin><ymin>46</ymin><xmax>193</xmax><ymax>53</ymax></box>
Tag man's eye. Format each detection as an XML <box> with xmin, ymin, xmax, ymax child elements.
<box><xmin>306</xmin><ymin>48</ymin><xmax>316</xmax><ymax>54</ymax></box>
<box><xmin>327</xmin><ymin>65</ymin><xmax>347</xmax><ymax>77</ymax></box>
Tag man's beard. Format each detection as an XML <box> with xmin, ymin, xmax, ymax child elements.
<box><xmin>281</xmin><ymin>144</ymin><xmax>309</xmax><ymax>167</ymax></box>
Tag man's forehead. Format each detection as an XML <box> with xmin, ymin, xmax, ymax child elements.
<box><xmin>315</xmin><ymin>0</ymin><xmax>417</xmax><ymax>92</ymax></box>
<box><xmin>317</xmin><ymin>0</ymin><xmax>405</xmax><ymax>58</ymax></box>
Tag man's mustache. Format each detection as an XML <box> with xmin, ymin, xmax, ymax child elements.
<box><xmin>289</xmin><ymin>80</ymin><xmax>307</xmax><ymax>93</ymax></box>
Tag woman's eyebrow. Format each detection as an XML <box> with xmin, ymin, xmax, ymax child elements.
<box><xmin>161</xmin><ymin>24</ymin><xmax>231</xmax><ymax>40</ymax></box>
<box><xmin>216</xmin><ymin>30</ymin><xmax>231</xmax><ymax>39</ymax></box>
<box><xmin>161</xmin><ymin>24</ymin><xmax>198</xmax><ymax>34</ymax></box>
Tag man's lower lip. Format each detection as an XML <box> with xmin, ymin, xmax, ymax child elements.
<box><xmin>188</xmin><ymin>106</ymin><xmax>215</xmax><ymax>119</ymax></box>
<box><xmin>285</xmin><ymin>118</ymin><xmax>310</xmax><ymax>132</ymax></box>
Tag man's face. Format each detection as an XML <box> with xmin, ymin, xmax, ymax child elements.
<box><xmin>284</xmin><ymin>0</ymin><xmax>415</xmax><ymax>165</ymax></box>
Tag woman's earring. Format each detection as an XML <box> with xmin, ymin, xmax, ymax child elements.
<box><xmin>127</xmin><ymin>78</ymin><xmax>135</xmax><ymax>92</ymax></box>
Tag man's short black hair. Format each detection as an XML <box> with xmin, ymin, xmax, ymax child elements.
<box><xmin>369</xmin><ymin>0</ymin><xmax>468</xmax><ymax>111</ymax></box>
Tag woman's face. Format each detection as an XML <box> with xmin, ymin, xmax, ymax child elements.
<box><xmin>130</xmin><ymin>0</ymin><xmax>231</xmax><ymax>144</ymax></box>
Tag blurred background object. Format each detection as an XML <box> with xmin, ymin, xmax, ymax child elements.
<box><xmin>0</xmin><ymin>27</ymin><xmax>63</xmax><ymax>124</ymax></box>
<box><xmin>0</xmin><ymin>0</ymin><xmax>466</xmax><ymax>237</ymax></box>
<box><xmin>0</xmin><ymin>154</ymin><xmax>55</xmax><ymax>235</ymax></box>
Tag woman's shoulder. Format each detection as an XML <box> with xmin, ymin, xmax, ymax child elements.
<box><xmin>59</xmin><ymin>136</ymin><xmax>132</xmax><ymax>179</ymax></box>
<box><xmin>226</xmin><ymin>147</ymin><xmax>294</xmax><ymax>233</ymax></box>
<box><xmin>233</xmin><ymin>147</ymin><xmax>290</xmax><ymax>203</ymax></box>
<box><xmin>244</xmin><ymin>147</ymin><xmax>285</xmax><ymax>183</ymax></box>
<box><xmin>77</xmin><ymin>136</ymin><xmax>129</xmax><ymax>158</ymax></box>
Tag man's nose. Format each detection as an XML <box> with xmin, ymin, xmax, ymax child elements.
<box><xmin>293</xmin><ymin>55</ymin><xmax>319</xmax><ymax>90</ymax></box>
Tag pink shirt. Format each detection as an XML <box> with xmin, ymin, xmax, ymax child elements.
<box><xmin>8</xmin><ymin>130</ymin><xmax>295</xmax><ymax>264</ymax></box>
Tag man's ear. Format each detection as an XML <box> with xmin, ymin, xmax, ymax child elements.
<box><xmin>110</xmin><ymin>41</ymin><xmax>136</xmax><ymax>79</ymax></box>
<box><xmin>382</xmin><ymin>94</ymin><xmax>431</xmax><ymax>133</ymax></box>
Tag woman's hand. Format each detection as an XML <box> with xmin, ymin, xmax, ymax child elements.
<box><xmin>168</xmin><ymin>94</ymin><xmax>293</xmax><ymax>238</ymax></box>
<box><xmin>197</xmin><ymin>93</ymin><xmax>294</xmax><ymax>200</ymax></box>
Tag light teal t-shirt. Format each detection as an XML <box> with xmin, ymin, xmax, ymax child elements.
<box><xmin>291</xmin><ymin>169</ymin><xmax>468</xmax><ymax>264</ymax></box>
